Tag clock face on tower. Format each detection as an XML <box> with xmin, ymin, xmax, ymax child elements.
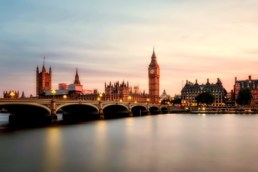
<box><xmin>150</xmin><ymin>69</ymin><xmax>155</xmax><ymax>74</ymax></box>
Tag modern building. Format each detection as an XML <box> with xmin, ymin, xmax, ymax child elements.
<box><xmin>104</xmin><ymin>81</ymin><xmax>148</xmax><ymax>103</ymax></box>
<box><xmin>233</xmin><ymin>75</ymin><xmax>258</xmax><ymax>104</ymax></box>
<box><xmin>36</xmin><ymin>63</ymin><xmax>52</xmax><ymax>96</ymax></box>
<box><xmin>148</xmin><ymin>49</ymin><xmax>160</xmax><ymax>104</ymax></box>
<box><xmin>181</xmin><ymin>78</ymin><xmax>227</xmax><ymax>106</ymax></box>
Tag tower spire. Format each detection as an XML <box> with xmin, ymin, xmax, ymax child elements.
<box><xmin>150</xmin><ymin>47</ymin><xmax>158</xmax><ymax>66</ymax></box>
<box><xmin>74</xmin><ymin>68</ymin><xmax>81</xmax><ymax>85</ymax></box>
<box><xmin>42</xmin><ymin>56</ymin><xmax>46</xmax><ymax>72</ymax></box>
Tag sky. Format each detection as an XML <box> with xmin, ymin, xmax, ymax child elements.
<box><xmin>1</xmin><ymin>0</ymin><xmax>258</xmax><ymax>97</ymax></box>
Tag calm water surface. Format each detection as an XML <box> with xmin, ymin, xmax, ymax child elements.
<box><xmin>0</xmin><ymin>113</ymin><xmax>258</xmax><ymax>172</ymax></box>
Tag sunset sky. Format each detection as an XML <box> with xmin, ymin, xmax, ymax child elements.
<box><xmin>1</xmin><ymin>0</ymin><xmax>258</xmax><ymax>97</ymax></box>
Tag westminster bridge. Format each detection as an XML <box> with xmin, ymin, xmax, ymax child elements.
<box><xmin>0</xmin><ymin>98</ymin><xmax>169</xmax><ymax>124</ymax></box>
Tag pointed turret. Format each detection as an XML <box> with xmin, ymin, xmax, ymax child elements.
<box><xmin>36</xmin><ymin>66</ymin><xmax>39</xmax><ymax>74</ymax></box>
<box><xmin>195</xmin><ymin>79</ymin><xmax>199</xmax><ymax>85</ymax></box>
<box><xmin>149</xmin><ymin>48</ymin><xmax>158</xmax><ymax>66</ymax></box>
<box><xmin>216</xmin><ymin>78</ymin><xmax>222</xmax><ymax>85</ymax></box>
<box><xmin>21</xmin><ymin>91</ymin><xmax>25</xmax><ymax>98</ymax></box>
<box><xmin>42</xmin><ymin>56</ymin><xmax>46</xmax><ymax>72</ymax></box>
<box><xmin>206</xmin><ymin>78</ymin><xmax>210</xmax><ymax>85</ymax></box>
<box><xmin>74</xmin><ymin>68</ymin><xmax>81</xmax><ymax>85</ymax></box>
<box><xmin>42</xmin><ymin>64</ymin><xmax>46</xmax><ymax>73</ymax></box>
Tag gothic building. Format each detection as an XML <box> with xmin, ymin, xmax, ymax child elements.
<box><xmin>181</xmin><ymin>78</ymin><xmax>227</xmax><ymax>106</ymax></box>
<box><xmin>3</xmin><ymin>91</ymin><xmax>20</xmax><ymax>98</ymax></box>
<box><xmin>104</xmin><ymin>81</ymin><xmax>148</xmax><ymax>103</ymax></box>
<box><xmin>148</xmin><ymin>49</ymin><xmax>160</xmax><ymax>104</ymax></box>
<box><xmin>36</xmin><ymin>63</ymin><xmax>52</xmax><ymax>96</ymax></box>
<box><xmin>234</xmin><ymin>75</ymin><xmax>258</xmax><ymax>104</ymax></box>
<box><xmin>42</xmin><ymin>68</ymin><xmax>85</xmax><ymax>98</ymax></box>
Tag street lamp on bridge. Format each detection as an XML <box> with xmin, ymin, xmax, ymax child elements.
<box><xmin>128</xmin><ymin>95</ymin><xmax>132</xmax><ymax>103</ymax></box>
<box><xmin>51</xmin><ymin>89</ymin><xmax>56</xmax><ymax>99</ymax></box>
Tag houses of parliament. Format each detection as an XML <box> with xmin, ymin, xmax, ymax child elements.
<box><xmin>35</xmin><ymin>49</ymin><xmax>161</xmax><ymax>104</ymax></box>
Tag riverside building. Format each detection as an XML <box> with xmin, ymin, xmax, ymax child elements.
<box><xmin>181</xmin><ymin>78</ymin><xmax>227</xmax><ymax>106</ymax></box>
<box><xmin>234</xmin><ymin>75</ymin><xmax>258</xmax><ymax>104</ymax></box>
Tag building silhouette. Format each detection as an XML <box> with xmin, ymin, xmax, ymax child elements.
<box><xmin>148</xmin><ymin>49</ymin><xmax>160</xmax><ymax>104</ymax></box>
<box><xmin>234</xmin><ymin>75</ymin><xmax>258</xmax><ymax>104</ymax></box>
<box><xmin>181</xmin><ymin>78</ymin><xmax>227</xmax><ymax>106</ymax></box>
<box><xmin>36</xmin><ymin>63</ymin><xmax>52</xmax><ymax>96</ymax></box>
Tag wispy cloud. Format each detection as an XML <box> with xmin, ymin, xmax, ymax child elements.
<box><xmin>1</xmin><ymin>0</ymin><xmax>258</xmax><ymax>96</ymax></box>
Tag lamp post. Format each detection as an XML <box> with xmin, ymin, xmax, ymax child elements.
<box><xmin>51</xmin><ymin>89</ymin><xmax>57</xmax><ymax>121</ymax></box>
<box><xmin>63</xmin><ymin>95</ymin><xmax>67</xmax><ymax>99</ymax></box>
<box><xmin>146</xmin><ymin>98</ymin><xmax>150</xmax><ymax>114</ymax></box>
<box><xmin>128</xmin><ymin>95</ymin><xmax>132</xmax><ymax>116</ymax></box>
<box><xmin>98</xmin><ymin>93</ymin><xmax>104</xmax><ymax>119</ymax></box>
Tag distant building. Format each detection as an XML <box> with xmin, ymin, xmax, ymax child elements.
<box><xmin>104</xmin><ymin>81</ymin><xmax>148</xmax><ymax>103</ymax></box>
<box><xmin>3</xmin><ymin>90</ymin><xmax>19</xmax><ymax>98</ymax></box>
<box><xmin>3</xmin><ymin>91</ymin><xmax>25</xmax><ymax>98</ymax></box>
<box><xmin>234</xmin><ymin>75</ymin><xmax>258</xmax><ymax>104</ymax></box>
<box><xmin>181</xmin><ymin>78</ymin><xmax>227</xmax><ymax>106</ymax></box>
<box><xmin>40</xmin><ymin>68</ymin><xmax>96</xmax><ymax>99</ymax></box>
<box><xmin>160</xmin><ymin>90</ymin><xmax>170</xmax><ymax>100</ymax></box>
<box><xmin>148</xmin><ymin>49</ymin><xmax>160</xmax><ymax>104</ymax></box>
<box><xmin>36</xmin><ymin>63</ymin><xmax>52</xmax><ymax>96</ymax></box>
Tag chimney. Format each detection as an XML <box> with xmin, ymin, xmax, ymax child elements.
<box><xmin>249</xmin><ymin>75</ymin><xmax>252</xmax><ymax>80</ymax></box>
<box><xmin>235</xmin><ymin>77</ymin><xmax>237</xmax><ymax>83</ymax></box>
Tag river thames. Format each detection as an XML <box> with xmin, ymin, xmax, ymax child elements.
<box><xmin>0</xmin><ymin>113</ymin><xmax>258</xmax><ymax>172</ymax></box>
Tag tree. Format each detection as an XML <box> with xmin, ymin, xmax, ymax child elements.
<box><xmin>172</xmin><ymin>97</ymin><xmax>181</xmax><ymax>104</ymax></box>
<box><xmin>236</xmin><ymin>88</ymin><xmax>252</xmax><ymax>105</ymax></box>
<box><xmin>195</xmin><ymin>92</ymin><xmax>215</xmax><ymax>105</ymax></box>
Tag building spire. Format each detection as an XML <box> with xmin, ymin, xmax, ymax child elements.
<box><xmin>149</xmin><ymin>47</ymin><xmax>158</xmax><ymax>66</ymax></box>
<box><xmin>74</xmin><ymin>68</ymin><xmax>81</xmax><ymax>85</ymax></box>
<box><xmin>42</xmin><ymin>56</ymin><xmax>46</xmax><ymax>72</ymax></box>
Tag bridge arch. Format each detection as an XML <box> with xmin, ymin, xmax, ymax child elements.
<box><xmin>103</xmin><ymin>104</ymin><xmax>129</xmax><ymax>119</ymax></box>
<box><xmin>160</xmin><ymin>106</ymin><xmax>169</xmax><ymax>114</ymax></box>
<box><xmin>0</xmin><ymin>102</ymin><xmax>51</xmax><ymax>115</ymax></box>
<box><xmin>57</xmin><ymin>103</ymin><xmax>99</xmax><ymax>121</ymax></box>
<box><xmin>149</xmin><ymin>106</ymin><xmax>160</xmax><ymax>115</ymax></box>
<box><xmin>0</xmin><ymin>102</ymin><xmax>51</xmax><ymax>125</ymax></box>
<box><xmin>131</xmin><ymin>105</ymin><xmax>148</xmax><ymax>116</ymax></box>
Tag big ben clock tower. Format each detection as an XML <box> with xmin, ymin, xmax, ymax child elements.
<box><xmin>148</xmin><ymin>48</ymin><xmax>160</xmax><ymax>104</ymax></box>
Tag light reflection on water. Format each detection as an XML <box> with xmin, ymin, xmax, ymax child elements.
<box><xmin>43</xmin><ymin>127</ymin><xmax>62</xmax><ymax>172</ymax></box>
<box><xmin>0</xmin><ymin>113</ymin><xmax>258</xmax><ymax>172</ymax></box>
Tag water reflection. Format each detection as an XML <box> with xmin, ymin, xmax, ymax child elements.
<box><xmin>43</xmin><ymin>127</ymin><xmax>62</xmax><ymax>172</ymax></box>
<box><xmin>1</xmin><ymin>114</ymin><xmax>258</xmax><ymax>171</ymax></box>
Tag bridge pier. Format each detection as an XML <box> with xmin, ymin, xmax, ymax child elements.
<box><xmin>99</xmin><ymin>101</ymin><xmax>104</xmax><ymax>119</ymax></box>
<box><xmin>128</xmin><ymin>102</ymin><xmax>133</xmax><ymax>117</ymax></box>
<box><xmin>51</xmin><ymin>99</ymin><xmax>57</xmax><ymax>122</ymax></box>
<box><xmin>147</xmin><ymin>103</ymin><xmax>150</xmax><ymax>115</ymax></box>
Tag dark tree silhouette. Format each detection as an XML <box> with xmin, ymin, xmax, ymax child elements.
<box><xmin>173</xmin><ymin>97</ymin><xmax>182</xmax><ymax>104</ymax></box>
<box><xmin>195</xmin><ymin>92</ymin><xmax>215</xmax><ymax>105</ymax></box>
<box><xmin>236</xmin><ymin>88</ymin><xmax>252</xmax><ymax>105</ymax></box>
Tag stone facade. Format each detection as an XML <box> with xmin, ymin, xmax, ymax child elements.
<box><xmin>148</xmin><ymin>49</ymin><xmax>160</xmax><ymax>104</ymax></box>
<box><xmin>181</xmin><ymin>78</ymin><xmax>227</xmax><ymax>106</ymax></box>
<box><xmin>36</xmin><ymin>64</ymin><xmax>52</xmax><ymax>96</ymax></box>
<box><xmin>104</xmin><ymin>81</ymin><xmax>148</xmax><ymax>103</ymax></box>
<box><xmin>234</xmin><ymin>75</ymin><xmax>258</xmax><ymax>104</ymax></box>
